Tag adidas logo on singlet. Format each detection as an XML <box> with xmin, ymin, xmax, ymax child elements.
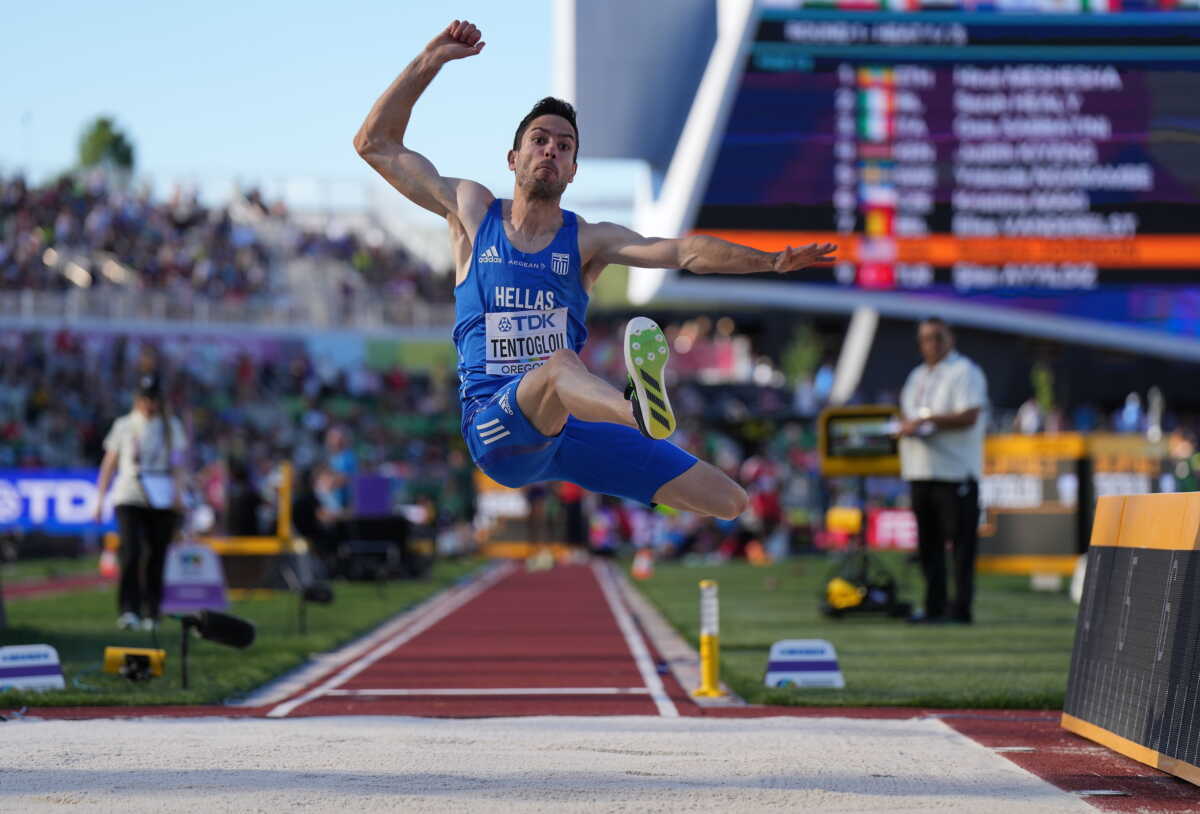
<box><xmin>478</xmin><ymin>245</ymin><xmax>502</xmax><ymax>263</ymax></box>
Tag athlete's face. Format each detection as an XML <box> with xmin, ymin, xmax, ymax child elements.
<box><xmin>508</xmin><ymin>115</ymin><xmax>577</xmax><ymax>200</ymax></box>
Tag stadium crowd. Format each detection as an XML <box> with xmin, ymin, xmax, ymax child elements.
<box><xmin>7</xmin><ymin>316</ymin><xmax>1195</xmax><ymax>568</ymax></box>
<box><xmin>0</xmin><ymin>172</ymin><xmax>449</xmax><ymax>308</ymax></box>
<box><xmin>0</xmin><ymin>319</ymin><xmax>827</xmax><ymax>560</ymax></box>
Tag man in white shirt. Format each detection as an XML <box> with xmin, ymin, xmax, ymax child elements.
<box><xmin>898</xmin><ymin>318</ymin><xmax>988</xmax><ymax>624</ymax></box>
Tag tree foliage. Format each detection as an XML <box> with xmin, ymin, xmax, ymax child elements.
<box><xmin>781</xmin><ymin>322</ymin><xmax>824</xmax><ymax>386</ymax></box>
<box><xmin>78</xmin><ymin>116</ymin><xmax>135</xmax><ymax>171</ymax></box>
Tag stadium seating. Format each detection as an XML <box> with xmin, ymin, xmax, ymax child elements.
<box><xmin>0</xmin><ymin>172</ymin><xmax>454</xmax><ymax>327</ymax></box>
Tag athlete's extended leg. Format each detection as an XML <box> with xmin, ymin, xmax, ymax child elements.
<box><xmin>518</xmin><ymin>317</ymin><xmax>677</xmax><ymax>440</ymax></box>
<box><xmin>652</xmin><ymin>460</ymin><xmax>748</xmax><ymax>521</ymax></box>
<box><xmin>544</xmin><ymin>417</ymin><xmax>744</xmax><ymax>520</ymax></box>
<box><xmin>516</xmin><ymin>348</ymin><xmax>636</xmax><ymax>436</ymax></box>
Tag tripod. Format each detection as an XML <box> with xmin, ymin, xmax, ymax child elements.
<box><xmin>822</xmin><ymin>476</ymin><xmax>912</xmax><ymax>619</ymax></box>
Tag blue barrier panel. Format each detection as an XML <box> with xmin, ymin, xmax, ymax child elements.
<box><xmin>0</xmin><ymin>469</ymin><xmax>116</xmax><ymax>533</ymax></box>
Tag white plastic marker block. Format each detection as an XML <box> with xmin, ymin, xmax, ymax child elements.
<box><xmin>764</xmin><ymin>639</ymin><xmax>845</xmax><ymax>689</ymax></box>
<box><xmin>0</xmin><ymin>644</ymin><xmax>66</xmax><ymax>691</ymax></box>
<box><xmin>161</xmin><ymin>541</ymin><xmax>229</xmax><ymax>613</ymax></box>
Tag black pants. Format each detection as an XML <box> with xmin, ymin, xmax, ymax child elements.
<box><xmin>563</xmin><ymin>500</ymin><xmax>587</xmax><ymax>547</ymax></box>
<box><xmin>115</xmin><ymin>505</ymin><xmax>178</xmax><ymax>619</ymax></box>
<box><xmin>909</xmin><ymin>479</ymin><xmax>979</xmax><ymax>621</ymax></box>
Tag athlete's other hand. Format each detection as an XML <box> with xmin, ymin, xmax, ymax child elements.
<box><xmin>426</xmin><ymin>20</ymin><xmax>486</xmax><ymax>63</ymax></box>
<box><xmin>772</xmin><ymin>242</ymin><xmax>837</xmax><ymax>273</ymax></box>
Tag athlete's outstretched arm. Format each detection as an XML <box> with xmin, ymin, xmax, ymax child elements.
<box><xmin>586</xmin><ymin>222</ymin><xmax>836</xmax><ymax>275</ymax></box>
<box><xmin>354</xmin><ymin>20</ymin><xmax>490</xmax><ymax>218</ymax></box>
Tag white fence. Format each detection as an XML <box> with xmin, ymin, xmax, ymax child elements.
<box><xmin>0</xmin><ymin>288</ymin><xmax>455</xmax><ymax>332</ymax></box>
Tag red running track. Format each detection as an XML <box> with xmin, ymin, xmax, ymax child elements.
<box><xmin>268</xmin><ymin>562</ymin><xmax>690</xmax><ymax>719</ymax></box>
<box><xmin>2</xmin><ymin>573</ymin><xmax>113</xmax><ymax>600</ymax></box>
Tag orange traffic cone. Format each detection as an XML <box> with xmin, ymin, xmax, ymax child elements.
<box><xmin>99</xmin><ymin>548</ymin><xmax>118</xmax><ymax>579</ymax></box>
<box><xmin>746</xmin><ymin>539</ymin><xmax>772</xmax><ymax>566</ymax></box>
<box><xmin>631</xmin><ymin>548</ymin><xmax>655</xmax><ymax>580</ymax></box>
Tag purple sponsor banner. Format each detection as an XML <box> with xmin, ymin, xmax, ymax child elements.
<box><xmin>161</xmin><ymin>584</ymin><xmax>228</xmax><ymax>613</ymax></box>
<box><xmin>0</xmin><ymin>664</ymin><xmax>63</xmax><ymax>679</ymax></box>
<box><xmin>766</xmin><ymin>660</ymin><xmax>842</xmax><ymax>672</ymax></box>
<box><xmin>160</xmin><ymin>543</ymin><xmax>229</xmax><ymax>613</ymax></box>
<box><xmin>354</xmin><ymin>475</ymin><xmax>393</xmax><ymax>517</ymax></box>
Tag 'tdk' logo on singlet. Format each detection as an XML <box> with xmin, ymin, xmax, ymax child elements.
<box><xmin>485</xmin><ymin>308</ymin><xmax>568</xmax><ymax>375</ymax></box>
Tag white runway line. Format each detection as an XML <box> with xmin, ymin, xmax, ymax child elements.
<box><xmin>592</xmin><ymin>561</ymin><xmax>677</xmax><ymax>718</ymax></box>
<box><xmin>265</xmin><ymin>563</ymin><xmax>514</xmax><ymax>718</ymax></box>
<box><xmin>324</xmin><ymin>687</ymin><xmax>651</xmax><ymax>696</ymax></box>
<box><xmin>612</xmin><ymin>563</ymin><xmax>744</xmax><ymax>705</ymax></box>
<box><xmin>0</xmin><ymin>716</ymin><xmax>1096</xmax><ymax>813</ymax></box>
<box><xmin>235</xmin><ymin>563</ymin><xmax>513</xmax><ymax>708</ymax></box>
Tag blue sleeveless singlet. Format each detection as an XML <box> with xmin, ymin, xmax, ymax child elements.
<box><xmin>452</xmin><ymin>199</ymin><xmax>589</xmax><ymax>408</ymax></box>
<box><xmin>450</xmin><ymin>198</ymin><xmax>697</xmax><ymax>506</ymax></box>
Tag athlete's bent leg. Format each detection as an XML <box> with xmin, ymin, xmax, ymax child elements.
<box><xmin>652</xmin><ymin>460</ymin><xmax>748</xmax><ymax>521</ymax></box>
<box><xmin>516</xmin><ymin>348</ymin><xmax>636</xmax><ymax>436</ymax></box>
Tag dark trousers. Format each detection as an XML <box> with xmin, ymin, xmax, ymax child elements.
<box><xmin>563</xmin><ymin>500</ymin><xmax>586</xmax><ymax>547</ymax></box>
<box><xmin>909</xmin><ymin>479</ymin><xmax>979</xmax><ymax>620</ymax></box>
<box><xmin>115</xmin><ymin>505</ymin><xmax>178</xmax><ymax>619</ymax></box>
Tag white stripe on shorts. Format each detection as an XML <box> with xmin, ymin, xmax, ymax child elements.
<box><xmin>479</xmin><ymin>424</ymin><xmax>507</xmax><ymax>438</ymax></box>
<box><xmin>476</xmin><ymin>418</ymin><xmax>500</xmax><ymax>430</ymax></box>
<box><xmin>481</xmin><ymin>430</ymin><xmax>511</xmax><ymax>445</ymax></box>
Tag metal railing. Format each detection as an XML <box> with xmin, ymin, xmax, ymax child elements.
<box><xmin>0</xmin><ymin>287</ymin><xmax>455</xmax><ymax>332</ymax></box>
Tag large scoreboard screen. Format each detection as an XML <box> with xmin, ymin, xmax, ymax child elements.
<box><xmin>692</xmin><ymin>8</ymin><xmax>1200</xmax><ymax>340</ymax></box>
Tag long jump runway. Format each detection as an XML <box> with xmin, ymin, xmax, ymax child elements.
<box><xmin>6</xmin><ymin>562</ymin><xmax>1197</xmax><ymax>811</ymax></box>
<box><xmin>263</xmin><ymin>561</ymin><xmax>680</xmax><ymax>719</ymax></box>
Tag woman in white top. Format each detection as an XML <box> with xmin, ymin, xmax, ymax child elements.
<box><xmin>93</xmin><ymin>373</ymin><xmax>189</xmax><ymax>631</ymax></box>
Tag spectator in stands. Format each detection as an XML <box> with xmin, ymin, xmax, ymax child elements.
<box><xmin>92</xmin><ymin>373</ymin><xmax>189</xmax><ymax>631</ymax></box>
<box><xmin>523</xmin><ymin>484</ymin><xmax>550</xmax><ymax>546</ymax></box>
<box><xmin>897</xmin><ymin>318</ymin><xmax>988</xmax><ymax>625</ymax></box>
<box><xmin>438</xmin><ymin>449</ymin><xmax>478</xmax><ymax>556</ymax></box>
<box><xmin>293</xmin><ymin>465</ymin><xmax>338</xmax><ymax>568</ymax></box>
<box><xmin>1116</xmin><ymin>392</ymin><xmax>1144</xmax><ymax>433</ymax></box>
<box><xmin>557</xmin><ymin>481</ymin><xmax>587</xmax><ymax>551</ymax></box>
<box><xmin>1014</xmin><ymin>397</ymin><xmax>1042</xmax><ymax>434</ymax></box>
<box><xmin>314</xmin><ymin>464</ymin><xmax>350</xmax><ymax>526</ymax></box>
<box><xmin>323</xmin><ymin>425</ymin><xmax>358</xmax><ymax>515</ymax></box>
<box><xmin>224</xmin><ymin>458</ymin><xmax>263</xmax><ymax>536</ymax></box>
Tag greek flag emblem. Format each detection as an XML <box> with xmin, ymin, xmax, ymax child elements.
<box><xmin>551</xmin><ymin>252</ymin><xmax>570</xmax><ymax>276</ymax></box>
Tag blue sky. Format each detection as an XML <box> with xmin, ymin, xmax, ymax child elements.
<box><xmin>1</xmin><ymin>1</ymin><xmax>636</xmax><ymax>219</ymax></box>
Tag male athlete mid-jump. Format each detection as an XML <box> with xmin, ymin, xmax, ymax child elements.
<box><xmin>354</xmin><ymin>20</ymin><xmax>836</xmax><ymax>519</ymax></box>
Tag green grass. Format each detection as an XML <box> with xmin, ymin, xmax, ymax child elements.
<box><xmin>634</xmin><ymin>554</ymin><xmax>1079</xmax><ymax>709</ymax></box>
<box><xmin>591</xmin><ymin>264</ymin><xmax>630</xmax><ymax>306</ymax></box>
<box><xmin>0</xmin><ymin>558</ymin><xmax>483</xmax><ymax>707</ymax></box>
<box><xmin>2</xmin><ymin>555</ymin><xmax>102</xmax><ymax>584</ymax></box>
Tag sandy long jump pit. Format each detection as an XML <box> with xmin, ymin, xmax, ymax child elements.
<box><xmin>2</xmin><ymin>715</ymin><xmax>1093</xmax><ymax>812</ymax></box>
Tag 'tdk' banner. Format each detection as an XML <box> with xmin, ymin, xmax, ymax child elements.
<box><xmin>0</xmin><ymin>469</ymin><xmax>115</xmax><ymax>533</ymax></box>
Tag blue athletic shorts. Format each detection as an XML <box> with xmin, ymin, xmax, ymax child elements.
<box><xmin>460</xmin><ymin>378</ymin><xmax>698</xmax><ymax>506</ymax></box>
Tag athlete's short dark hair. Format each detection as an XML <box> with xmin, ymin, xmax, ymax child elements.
<box><xmin>513</xmin><ymin>97</ymin><xmax>579</xmax><ymax>161</ymax></box>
